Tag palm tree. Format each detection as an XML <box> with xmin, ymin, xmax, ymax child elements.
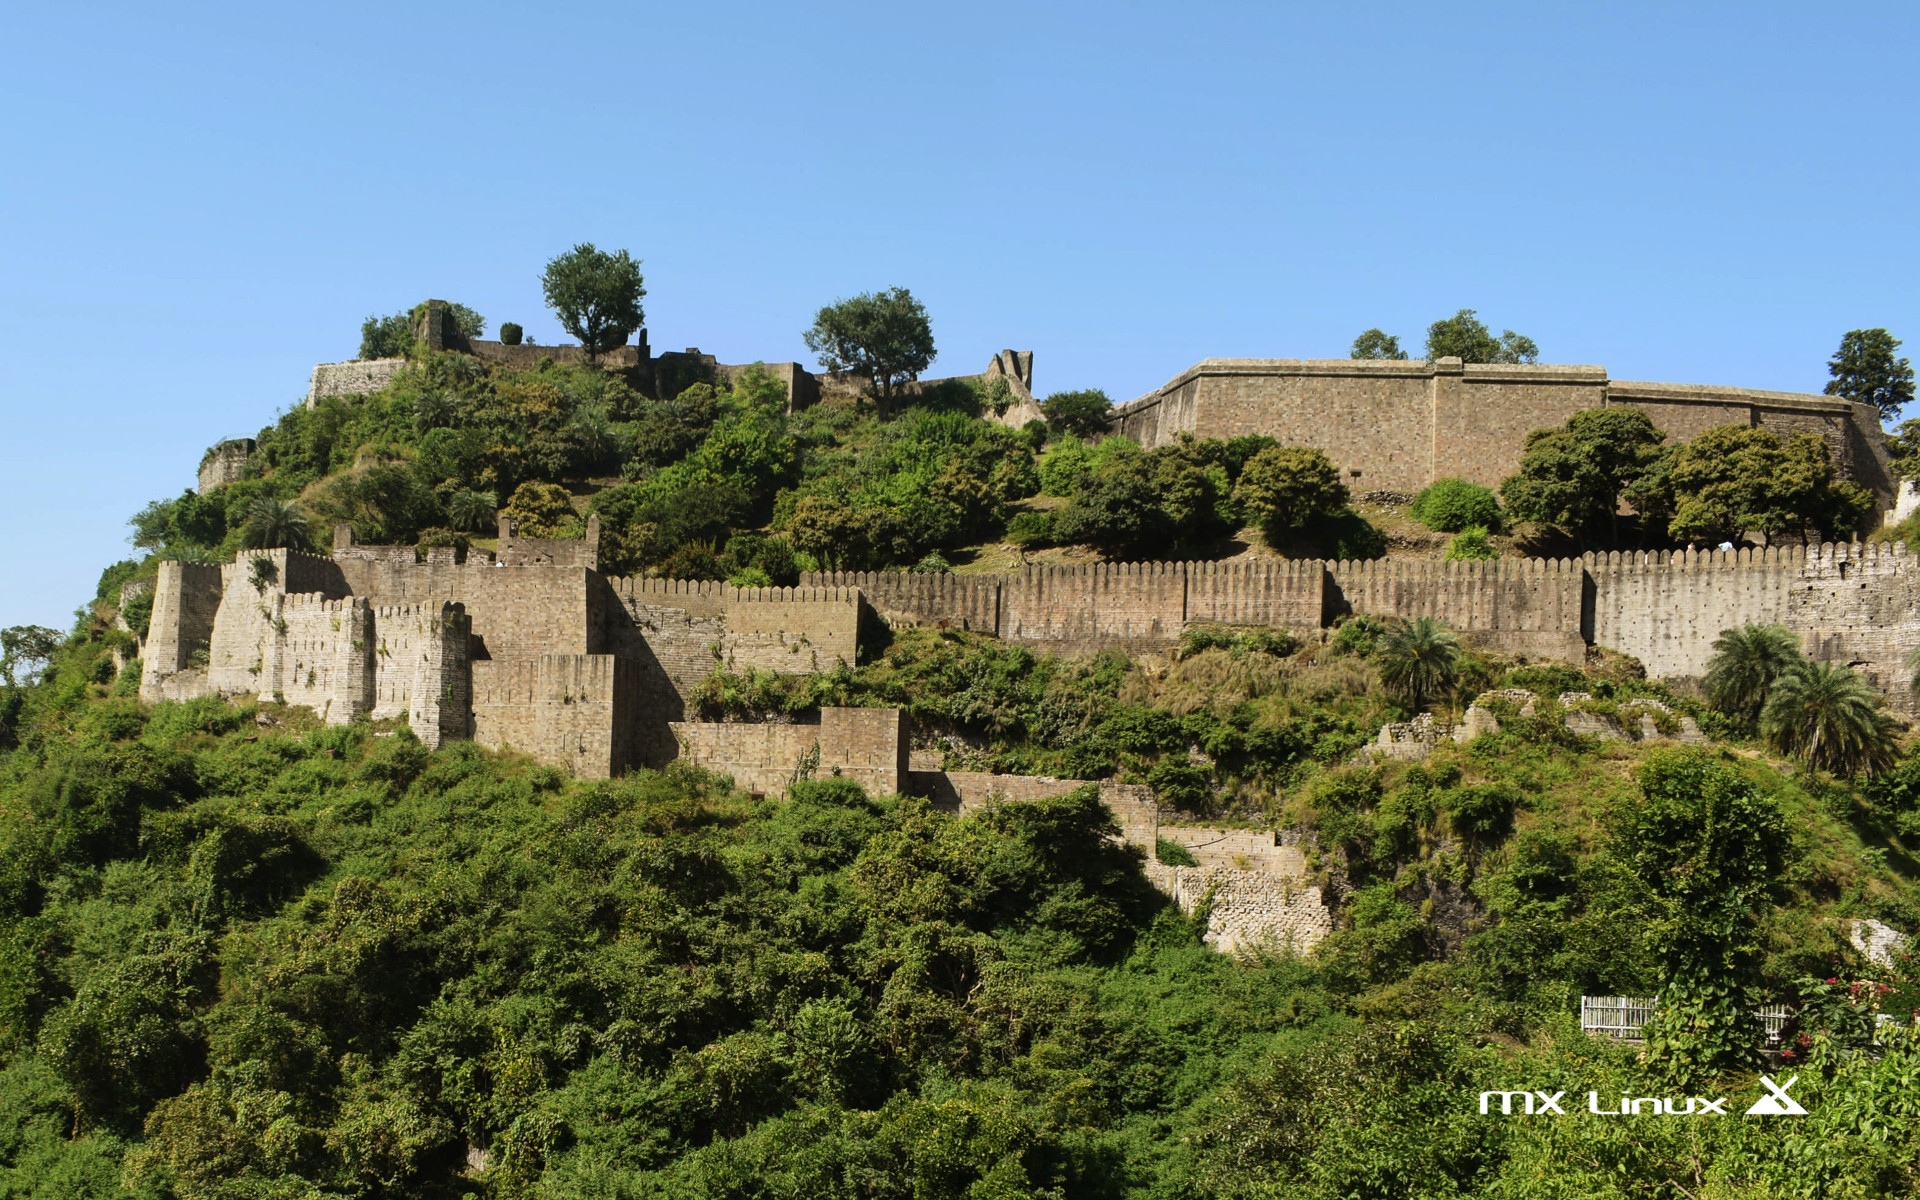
<box><xmin>239</xmin><ymin>498</ymin><xmax>311</xmax><ymax>552</ymax></box>
<box><xmin>1705</xmin><ymin>624</ymin><xmax>1804</xmax><ymax>727</ymax></box>
<box><xmin>1374</xmin><ymin>617</ymin><xmax>1461</xmax><ymax>711</ymax></box>
<box><xmin>447</xmin><ymin>489</ymin><xmax>498</xmax><ymax>533</ymax></box>
<box><xmin>1760</xmin><ymin>659</ymin><xmax>1900</xmax><ymax>778</ymax></box>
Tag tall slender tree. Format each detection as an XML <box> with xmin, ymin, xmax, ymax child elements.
<box><xmin>1824</xmin><ymin>328</ymin><xmax>1915</xmax><ymax>421</ymax></box>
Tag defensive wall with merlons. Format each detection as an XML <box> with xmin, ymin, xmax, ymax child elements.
<box><xmin>1108</xmin><ymin>357</ymin><xmax>1898</xmax><ymax>510</ymax></box>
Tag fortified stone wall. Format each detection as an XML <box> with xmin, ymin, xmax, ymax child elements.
<box><xmin>140</xmin><ymin>561</ymin><xmax>223</xmax><ymax>700</ymax></box>
<box><xmin>671</xmin><ymin>707</ymin><xmax>908</xmax><ymax>797</ymax></box>
<box><xmin>306</xmin><ymin>359</ymin><xmax>404</xmax><ymax>407</ymax></box>
<box><xmin>534</xmin><ymin>654</ymin><xmax>642</xmax><ymax>778</ymax></box>
<box><xmin>1329</xmin><ymin>557</ymin><xmax>1588</xmax><ymax>661</ymax></box>
<box><xmin>1110</xmin><ymin>359</ymin><xmax>1897</xmax><ymax>508</ymax></box>
<box><xmin>1585</xmin><ymin>547</ymin><xmax>1801</xmax><ymax>682</ymax></box>
<box><xmin>723</xmin><ymin>588</ymin><xmax>863</xmax><ymax>674</ymax></box>
<box><xmin>1790</xmin><ymin>542</ymin><xmax>1920</xmax><ymax>705</ymax></box>
<box><xmin>197</xmin><ymin>439</ymin><xmax>255</xmax><ymax>494</ymax></box>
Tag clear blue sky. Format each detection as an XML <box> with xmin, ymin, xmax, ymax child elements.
<box><xmin>2</xmin><ymin>1</ymin><xmax>1916</xmax><ymax>629</ymax></box>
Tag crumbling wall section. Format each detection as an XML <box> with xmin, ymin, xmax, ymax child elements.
<box><xmin>306</xmin><ymin>359</ymin><xmax>403</xmax><ymax>408</ymax></box>
<box><xmin>1790</xmin><ymin>542</ymin><xmax>1920</xmax><ymax>714</ymax></box>
<box><xmin>1144</xmin><ymin>864</ymin><xmax>1333</xmax><ymax>955</ymax></box>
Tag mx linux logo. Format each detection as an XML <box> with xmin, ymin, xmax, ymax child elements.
<box><xmin>1745</xmin><ymin>1075</ymin><xmax>1808</xmax><ymax>1116</ymax></box>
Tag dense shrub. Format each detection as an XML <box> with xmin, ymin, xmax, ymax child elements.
<box><xmin>1412</xmin><ymin>477</ymin><xmax>1502</xmax><ymax>532</ymax></box>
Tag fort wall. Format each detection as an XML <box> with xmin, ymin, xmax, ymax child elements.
<box><xmin>671</xmin><ymin>706</ymin><xmax>908</xmax><ymax>797</ymax></box>
<box><xmin>197</xmin><ymin>439</ymin><xmax>255</xmax><ymax>494</ymax></box>
<box><xmin>140</xmin><ymin>561</ymin><xmax>223</xmax><ymax>701</ymax></box>
<box><xmin>306</xmin><ymin>359</ymin><xmax>404</xmax><ymax>408</ymax></box>
<box><xmin>1329</xmin><ymin>557</ymin><xmax>1588</xmax><ymax>661</ymax></box>
<box><xmin>1585</xmin><ymin>547</ymin><xmax>1801</xmax><ymax>682</ymax></box>
<box><xmin>1789</xmin><ymin>542</ymin><xmax>1920</xmax><ymax>708</ymax></box>
<box><xmin>533</xmin><ymin>654</ymin><xmax>642</xmax><ymax>778</ymax></box>
<box><xmin>1111</xmin><ymin>359</ymin><xmax>1896</xmax><ymax>508</ymax></box>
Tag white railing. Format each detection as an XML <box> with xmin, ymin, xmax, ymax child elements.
<box><xmin>1582</xmin><ymin>996</ymin><xmax>1795</xmax><ymax>1047</ymax></box>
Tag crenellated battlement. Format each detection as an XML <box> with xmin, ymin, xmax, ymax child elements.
<box><xmin>142</xmin><ymin>529</ymin><xmax>1920</xmax><ymax>778</ymax></box>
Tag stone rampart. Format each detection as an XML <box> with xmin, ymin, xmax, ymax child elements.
<box><xmin>809</xmin><ymin>571</ymin><xmax>1004</xmax><ymax>634</ymax></box>
<box><xmin>724</xmin><ymin>587</ymin><xmax>863</xmax><ymax>674</ymax></box>
<box><xmin>140</xmin><ymin>561</ymin><xmax>223</xmax><ymax>701</ymax></box>
<box><xmin>197</xmin><ymin>439</ymin><xmax>255</xmax><ymax>494</ymax></box>
<box><xmin>1329</xmin><ymin>557</ymin><xmax>1588</xmax><ymax>661</ymax></box>
<box><xmin>1110</xmin><ymin>359</ymin><xmax>1896</xmax><ymax>509</ymax></box>
<box><xmin>533</xmin><ymin>654</ymin><xmax>642</xmax><ymax>778</ymax></box>
<box><xmin>1585</xmin><ymin>547</ymin><xmax>1803</xmax><ymax>682</ymax></box>
<box><xmin>671</xmin><ymin>707</ymin><xmax>908</xmax><ymax>797</ymax></box>
<box><xmin>1790</xmin><ymin>542</ymin><xmax>1920</xmax><ymax>707</ymax></box>
<box><xmin>306</xmin><ymin>359</ymin><xmax>404</xmax><ymax>408</ymax></box>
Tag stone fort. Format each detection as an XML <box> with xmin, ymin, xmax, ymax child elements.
<box><xmin>153</xmin><ymin>327</ymin><xmax>1915</xmax><ymax>951</ymax></box>
<box><xmin>1111</xmin><ymin>357</ymin><xmax>1899</xmax><ymax>508</ymax></box>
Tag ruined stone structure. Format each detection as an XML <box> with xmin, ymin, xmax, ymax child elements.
<box><xmin>1110</xmin><ymin>358</ymin><xmax>1898</xmax><ymax>510</ymax></box>
<box><xmin>304</xmin><ymin>301</ymin><xmax>1033</xmax><ymax>419</ymax></box>
<box><xmin>197</xmin><ymin>439</ymin><xmax>255</xmax><ymax>494</ymax></box>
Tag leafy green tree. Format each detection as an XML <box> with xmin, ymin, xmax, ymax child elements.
<box><xmin>1424</xmin><ymin>308</ymin><xmax>1538</xmax><ymax>363</ymax></box>
<box><xmin>501</xmin><ymin>481</ymin><xmax>580</xmax><ymax>538</ymax></box>
<box><xmin>1040</xmin><ymin>389</ymin><xmax>1113</xmax><ymax>437</ymax></box>
<box><xmin>1825</xmin><ymin>328</ymin><xmax>1915</xmax><ymax>420</ymax></box>
<box><xmin>1232</xmin><ymin>446</ymin><xmax>1350</xmax><ymax>546</ymax></box>
<box><xmin>309</xmin><ymin>465</ymin><xmax>444</xmax><ymax>546</ymax></box>
<box><xmin>1052</xmin><ymin>456</ymin><xmax>1170</xmax><ymax>557</ymax></box>
<box><xmin>541</xmin><ymin>243</ymin><xmax>646</xmax><ymax>359</ymax></box>
<box><xmin>1350</xmin><ymin>329</ymin><xmax>1409</xmax><ymax>360</ymax></box>
<box><xmin>1664</xmin><ymin>426</ymin><xmax>1871</xmax><ymax>546</ymax></box>
<box><xmin>1704</xmin><ymin>624</ymin><xmax>1803</xmax><ymax>730</ymax></box>
<box><xmin>238</xmin><ymin>497</ymin><xmax>311</xmax><ymax>552</ymax></box>
<box><xmin>1615</xmin><ymin>749</ymin><xmax>1790</xmax><ymax>1084</ymax></box>
<box><xmin>1761</xmin><ymin>658</ymin><xmax>1899</xmax><ymax>778</ymax></box>
<box><xmin>1373</xmin><ymin>618</ymin><xmax>1460</xmax><ymax>710</ymax></box>
<box><xmin>803</xmin><ymin>287</ymin><xmax>935</xmax><ymax>419</ymax></box>
<box><xmin>1499</xmin><ymin>408</ymin><xmax>1665</xmax><ymax>545</ymax></box>
<box><xmin>359</xmin><ymin>302</ymin><xmax>484</xmax><ymax>359</ymax></box>
<box><xmin>0</xmin><ymin>626</ymin><xmax>63</xmax><ymax>688</ymax></box>
<box><xmin>1410</xmin><ymin>478</ymin><xmax>1501</xmax><ymax>532</ymax></box>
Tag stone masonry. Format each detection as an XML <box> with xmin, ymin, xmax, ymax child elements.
<box><xmin>1110</xmin><ymin>358</ymin><xmax>1897</xmax><ymax>510</ymax></box>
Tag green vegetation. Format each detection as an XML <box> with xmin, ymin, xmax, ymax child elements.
<box><xmin>803</xmin><ymin>288</ymin><xmax>936</xmax><ymax>420</ymax></box>
<box><xmin>1498</xmin><ymin>407</ymin><xmax>1872</xmax><ymax>551</ymax></box>
<box><xmin>1443</xmin><ymin>525</ymin><xmax>1497</xmax><ymax>561</ymax></box>
<box><xmin>1348</xmin><ymin>328</ymin><xmax>1408</xmax><ymax>360</ymax></box>
<box><xmin>1039</xmin><ymin>388</ymin><xmax>1113</xmax><ymax>437</ymax></box>
<box><xmin>1424</xmin><ymin>308</ymin><xmax>1538</xmax><ymax>365</ymax></box>
<box><xmin>9</xmin><ymin>598</ymin><xmax>1920</xmax><ymax>1195</ymax></box>
<box><xmin>1826</xmin><ymin>327</ymin><xmax>1915</xmax><ymax>420</ymax></box>
<box><xmin>541</xmin><ymin>243</ymin><xmax>645</xmax><ymax>358</ymax></box>
<box><xmin>1410</xmin><ymin>478</ymin><xmax>1501</xmax><ymax>533</ymax></box>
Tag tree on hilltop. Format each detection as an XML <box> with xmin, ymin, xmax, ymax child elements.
<box><xmin>542</xmin><ymin>244</ymin><xmax>646</xmax><ymax>360</ymax></box>
<box><xmin>1041</xmin><ymin>389</ymin><xmax>1114</xmax><ymax>437</ymax></box>
<box><xmin>1825</xmin><ymin>328</ymin><xmax>1915</xmax><ymax>421</ymax></box>
<box><xmin>1425</xmin><ymin>309</ymin><xmax>1538</xmax><ymax>364</ymax></box>
<box><xmin>358</xmin><ymin>302</ymin><xmax>484</xmax><ymax>360</ymax></box>
<box><xmin>1350</xmin><ymin>329</ymin><xmax>1409</xmax><ymax>360</ymax></box>
<box><xmin>803</xmin><ymin>288</ymin><xmax>935</xmax><ymax>420</ymax></box>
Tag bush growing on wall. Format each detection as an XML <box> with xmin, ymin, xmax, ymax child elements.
<box><xmin>1411</xmin><ymin>478</ymin><xmax>1501</xmax><ymax>532</ymax></box>
<box><xmin>499</xmin><ymin>321</ymin><xmax>523</xmax><ymax>345</ymax></box>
